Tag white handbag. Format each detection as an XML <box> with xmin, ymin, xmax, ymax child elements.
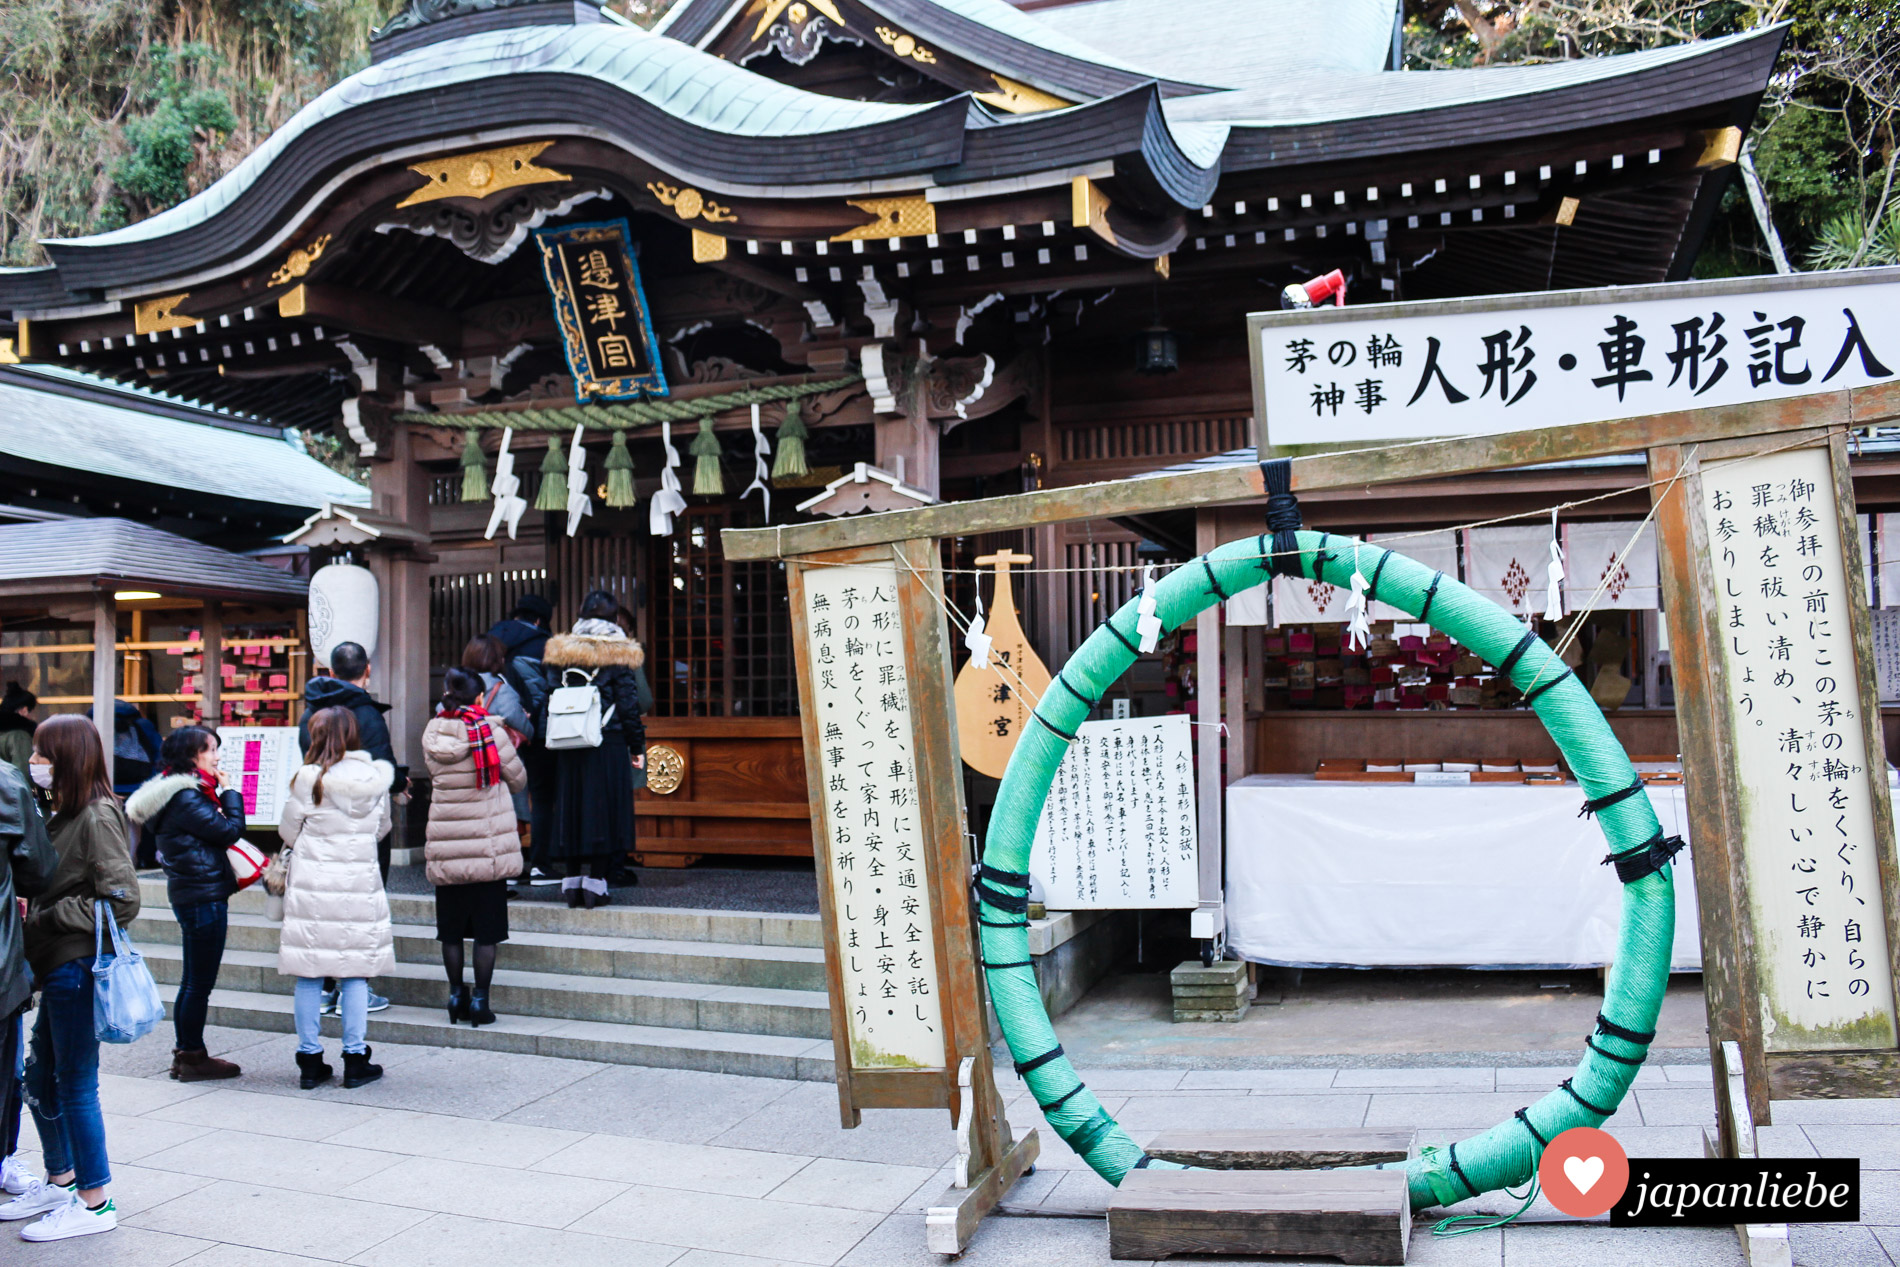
<box><xmin>545</xmin><ymin>667</ymin><xmax>614</xmax><ymax>750</ymax></box>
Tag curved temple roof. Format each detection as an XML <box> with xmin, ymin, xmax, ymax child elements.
<box><xmin>0</xmin><ymin>0</ymin><xmax>1785</xmax><ymax>313</ymax></box>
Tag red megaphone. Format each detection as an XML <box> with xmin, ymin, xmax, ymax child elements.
<box><xmin>1280</xmin><ymin>269</ymin><xmax>1347</xmax><ymax>310</ymax></box>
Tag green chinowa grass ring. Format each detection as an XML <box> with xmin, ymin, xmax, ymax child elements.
<box><xmin>974</xmin><ymin>530</ymin><xmax>1675</xmax><ymax>1210</ymax></box>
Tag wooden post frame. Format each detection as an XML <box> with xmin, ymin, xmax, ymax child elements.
<box><xmin>1654</xmin><ymin>428</ymin><xmax>1900</xmax><ymax>1131</ymax></box>
<box><xmin>783</xmin><ymin>538</ymin><xmax>1036</xmax><ymax>1255</ymax></box>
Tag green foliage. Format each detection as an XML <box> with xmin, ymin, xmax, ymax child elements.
<box><xmin>1750</xmin><ymin>108</ymin><xmax>1855</xmax><ymax>242</ymax></box>
<box><xmin>1806</xmin><ymin>205</ymin><xmax>1900</xmax><ymax>270</ymax></box>
<box><xmin>114</xmin><ymin>45</ymin><xmax>240</xmax><ymax>213</ymax></box>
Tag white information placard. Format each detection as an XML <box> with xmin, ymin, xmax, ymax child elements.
<box><xmin>1873</xmin><ymin>609</ymin><xmax>1900</xmax><ymax>705</ymax></box>
<box><xmin>1030</xmin><ymin>715</ymin><xmax>1199</xmax><ymax>910</ymax></box>
<box><xmin>1702</xmin><ymin>446</ymin><xmax>1898</xmax><ymax>1050</ymax></box>
<box><xmin>1254</xmin><ymin>273</ymin><xmax>1900</xmax><ymax>447</ymax></box>
<box><xmin>215</xmin><ymin>726</ymin><xmax>302</xmax><ymax>829</ymax></box>
<box><xmin>803</xmin><ymin>561</ymin><xmax>947</xmax><ymax>1070</ymax></box>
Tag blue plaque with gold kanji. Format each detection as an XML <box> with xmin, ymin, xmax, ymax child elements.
<box><xmin>534</xmin><ymin>218</ymin><xmax>668</xmax><ymax>400</ymax></box>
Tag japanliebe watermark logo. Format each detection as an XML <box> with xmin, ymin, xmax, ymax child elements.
<box><xmin>1536</xmin><ymin>1128</ymin><xmax>1862</xmax><ymax>1226</ymax></box>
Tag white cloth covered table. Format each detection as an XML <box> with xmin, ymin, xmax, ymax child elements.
<box><xmin>1225</xmin><ymin>775</ymin><xmax>1703</xmax><ymax>971</ymax></box>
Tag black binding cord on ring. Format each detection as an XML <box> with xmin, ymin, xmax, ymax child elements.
<box><xmin>974</xmin><ymin>882</ymin><xmax>1029</xmax><ymax>913</ymax></box>
<box><xmin>1104</xmin><ymin>620</ymin><xmax>1141</xmax><ymax>657</ymax></box>
<box><xmin>1596</xmin><ymin>1013</ymin><xmax>1655</xmax><ymax>1046</ymax></box>
<box><xmin>1015</xmin><ymin>1045</ymin><xmax>1065</xmax><ymax>1076</ymax></box>
<box><xmin>1515</xmin><ymin>1107</ymin><xmax>1549</xmax><ymax>1148</ymax></box>
<box><xmin>1261</xmin><ymin>458</ymin><xmax>1304</xmax><ymax>578</ymax></box>
<box><xmin>1031</xmin><ymin>712</ymin><xmax>1078</xmax><ymax>743</ymax></box>
<box><xmin>1560</xmin><ymin>1077</ymin><xmax>1615</xmax><ymax>1117</ymax></box>
<box><xmin>1056</xmin><ymin>674</ymin><xmax>1099</xmax><ymax>710</ymax></box>
<box><xmin>1521</xmin><ymin>668</ymin><xmax>1573</xmax><ymax>704</ymax></box>
<box><xmin>1496</xmin><ymin>631</ymin><xmax>1538</xmax><ymax>680</ymax></box>
<box><xmin>1446</xmin><ymin>1141</ymin><xmax>1480</xmax><ymax>1199</ymax></box>
<box><xmin>977</xmin><ymin>916</ymin><xmax>1029</xmax><ymax>929</ymax></box>
<box><xmin>1418</xmin><ymin>572</ymin><xmax>1445</xmax><ymax>622</ymax></box>
<box><xmin>1585</xmin><ymin>1036</ymin><xmax>1646</xmax><ymax>1066</ymax></box>
<box><xmin>1039</xmin><ymin>1085</ymin><xmax>1085</xmax><ymax>1113</ymax></box>
<box><xmin>1132</xmin><ymin>1153</ymin><xmax>1156</xmax><ymax>1169</ymax></box>
<box><xmin>980</xmin><ymin>864</ymin><xmax>1030</xmax><ymax>888</ymax></box>
<box><xmin>1580</xmin><ymin>778</ymin><xmax>1646</xmax><ymax>818</ymax></box>
<box><xmin>1602</xmin><ymin>832</ymin><xmax>1686</xmax><ymax>884</ymax></box>
<box><xmin>1365</xmin><ymin>550</ymin><xmax>1393</xmax><ymax>604</ymax></box>
<box><xmin>984</xmin><ymin>959</ymin><xmax>1033</xmax><ymax>970</ymax></box>
<box><xmin>1201</xmin><ymin>556</ymin><xmax>1231</xmax><ymax>602</ymax></box>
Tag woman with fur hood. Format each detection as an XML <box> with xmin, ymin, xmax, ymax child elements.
<box><xmin>276</xmin><ymin>707</ymin><xmax>395</xmax><ymax>1090</ymax></box>
<box><xmin>541</xmin><ymin>590</ymin><xmax>646</xmax><ymax>909</ymax></box>
<box><xmin>423</xmin><ymin>667</ymin><xmax>526</xmax><ymax>1026</ymax></box>
<box><xmin>125</xmin><ymin>727</ymin><xmax>246</xmax><ymax>1083</ymax></box>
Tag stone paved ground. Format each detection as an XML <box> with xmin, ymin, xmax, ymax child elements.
<box><xmin>8</xmin><ymin>1025</ymin><xmax>1890</xmax><ymax>1266</ymax></box>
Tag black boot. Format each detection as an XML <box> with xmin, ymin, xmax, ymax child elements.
<box><xmin>566</xmin><ymin>887</ymin><xmax>583</xmax><ymax>909</ymax></box>
<box><xmin>468</xmin><ymin>991</ymin><xmax>496</xmax><ymax>1027</ymax></box>
<box><xmin>295</xmin><ymin>1049</ymin><xmax>333</xmax><ymax>1091</ymax></box>
<box><xmin>447</xmin><ymin>985</ymin><xmax>470</xmax><ymax>1024</ymax></box>
<box><xmin>342</xmin><ymin>1047</ymin><xmax>383</xmax><ymax>1089</ymax></box>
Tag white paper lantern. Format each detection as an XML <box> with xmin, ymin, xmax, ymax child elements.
<box><xmin>307</xmin><ymin>563</ymin><xmax>379</xmax><ymax>669</ymax></box>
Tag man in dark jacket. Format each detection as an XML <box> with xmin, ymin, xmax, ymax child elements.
<box><xmin>485</xmin><ymin>597</ymin><xmax>560</xmax><ymax>885</ymax></box>
<box><xmin>0</xmin><ymin>761</ymin><xmax>56</xmax><ymax>1192</ymax></box>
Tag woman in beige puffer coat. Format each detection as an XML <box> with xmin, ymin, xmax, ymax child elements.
<box><xmin>277</xmin><ymin>706</ymin><xmax>394</xmax><ymax>1092</ymax></box>
<box><xmin>423</xmin><ymin>667</ymin><xmax>526</xmax><ymax>1027</ymax></box>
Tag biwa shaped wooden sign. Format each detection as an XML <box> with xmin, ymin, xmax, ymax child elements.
<box><xmin>954</xmin><ymin>549</ymin><xmax>1053</xmax><ymax>778</ymax></box>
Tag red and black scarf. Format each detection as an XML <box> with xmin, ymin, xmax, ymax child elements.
<box><xmin>197</xmin><ymin>768</ymin><xmax>222</xmax><ymax>803</ymax></box>
<box><xmin>453</xmin><ymin>705</ymin><xmax>500</xmax><ymax>789</ymax></box>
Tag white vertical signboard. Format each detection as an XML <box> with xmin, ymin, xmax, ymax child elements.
<box><xmin>1030</xmin><ymin>715</ymin><xmax>1199</xmax><ymax>910</ymax></box>
<box><xmin>803</xmin><ymin>561</ymin><xmax>947</xmax><ymax>1070</ymax></box>
<box><xmin>1702</xmin><ymin>447</ymin><xmax>1899</xmax><ymax>1050</ymax></box>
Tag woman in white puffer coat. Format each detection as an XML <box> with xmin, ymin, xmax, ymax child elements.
<box><xmin>276</xmin><ymin>706</ymin><xmax>395</xmax><ymax>1092</ymax></box>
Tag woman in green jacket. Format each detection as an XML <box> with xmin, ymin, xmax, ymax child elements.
<box><xmin>0</xmin><ymin>715</ymin><xmax>137</xmax><ymax>1244</ymax></box>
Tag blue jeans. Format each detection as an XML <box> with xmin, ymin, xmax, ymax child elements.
<box><xmin>294</xmin><ymin>977</ymin><xmax>366</xmax><ymax>1054</ymax></box>
<box><xmin>173</xmin><ymin>900</ymin><xmax>228</xmax><ymax>1052</ymax></box>
<box><xmin>24</xmin><ymin>959</ymin><xmax>110</xmax><ymax>1190</ymax></box>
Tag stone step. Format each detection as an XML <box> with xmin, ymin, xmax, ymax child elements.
<box><xmin>133</xmin><ymin>907</ymin><xmax>828</xmax><ymax>991</ymax></box>
<box><xmin>143</xmin><ymin>942</ymin><xmax>830</xmax><ymax>1039</ymax></box>
<box><xmin>135</xmin><ymin>876</ymin><xmax>822</xmax><ymax>948</ymax></box>
<box><xmin>167</xmin><ymin>984</ymin><xmax>835</xmax><ymax>1082</ymax></box>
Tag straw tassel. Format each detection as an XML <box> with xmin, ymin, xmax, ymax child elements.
<box><xmin>458</xmin><ymin>430</ymin><xmax>489</xmax><ymax>502</ymax></box>
<box><xmin>690</xmin><ymin>416</ymin><xmax>724</xmax><ymax>496</ymax></box>
<box><xmin>535</xmin><ymin>435</ymin><xmax>568</xmax><ymax>511</ymax></box>
<box><xmin>604</xmin><ymin>430</ymin><xmax>637</xmax><ymax>508</ymax></box>
<box><xmin>771</xmin><ymin>399</ymin><xmax>809</xmax><ymax>479</ymax></box>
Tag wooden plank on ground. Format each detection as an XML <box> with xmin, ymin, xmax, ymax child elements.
<box><xmin>1144</xmin><ymin>1129</ymin><xmax>1418</xmax><ymax>1170</ymax></box>
<box><xmin>1108</xmin><ymin>1168</ymin><xmax>1410</xmax><ymax>1264</ymax></box>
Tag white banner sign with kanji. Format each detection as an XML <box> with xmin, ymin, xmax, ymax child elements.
<box><xmin>1251</xmin><ymin>271</ymin><xmax>1900</xmax><ymax>447</ymax></box>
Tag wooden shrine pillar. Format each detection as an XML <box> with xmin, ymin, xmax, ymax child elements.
<box><xmin>201</xmin><ymin>602</ymin><xmax>223</xmax><ymax>729</ymax></box>
<box><xmin>369</xmin><ymin>423</ymin><xmax>433</xmax><ymax>776</ymax></box>
<box><xmin>90</xmin><ymin>592</ymin><xmax>116</xmax><ymax>759</ymax></box>
<box><xmin>1192</xmin><ymin>508</ymin><xmax>1225</xmax><ymax>945</ymax></box>
<box><xmin>876</xmin><ymin>369</ymin><xmax>941</xmax><ymax>499</ymax></box>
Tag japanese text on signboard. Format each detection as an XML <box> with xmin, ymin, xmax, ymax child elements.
<box><xmin>1702</xmin><ymin>447</ymin><xmax>1898</xmax><ymax>1050</ymax></box>
<box><xmin>534</xmin><ymin>218</ymin><xmax>668</xmax><ymax>400</ymax></box>
<box><xmin>1030</xmin><ymin>715</ymin><xmax>1198</xmax><ymax>910</ymax></box>
<box><xmin>803</xmin><ymin>562</ymin><xmax>947</xmax><ymax>1070</ymax></box>
<box><xmin>1255</xmin><ymin>276</ymin><xmax>1899</xmax><ymax>446</ymax></box>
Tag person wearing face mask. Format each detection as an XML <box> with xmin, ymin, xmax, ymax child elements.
<box><xmin>2</xmin><ymin>715</ymin><xmax>137</xmax><ymax>1242</ymax></box>
<box><xmin>126</xmin><ymin>727</ymin><xmax>247</xmax><ymax>1082</ymax></box>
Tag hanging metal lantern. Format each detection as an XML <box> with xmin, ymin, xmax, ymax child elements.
<box><xmin>1135</xmin><ymin>326</ymin><xmax>1179</xmax><ymax>375</ymax></box>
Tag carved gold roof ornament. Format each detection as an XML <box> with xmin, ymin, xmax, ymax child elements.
<box><xmin>397</xmin><ymin>141</ymin><xmax>569</xmax><ymax>208</ymax></box>
<box><xmin>750</xmin><ymin>0</ymin><xmax>843</xmax><ymax>41</ymax></box>
<box><xmin>973</xmin><ymin>75</ymin><xmax>1072</xmax><ymax>115</ymax></box>
<box><xmin>1071</xmin><ymin>176</ymin><xmax>1117</xmax><ymax>246</ymax></box>
<box><xmin>0</xmin><ymin>338</ymin><xmax>18</xmax><ymax>365</ymax></box>
<box><xmin>830</xmin><ymin>195</ymin><xmax>936</xmax><ymax>242</ymax></box>
<box><xmin>874</xmin><ymin>25</ymin><xmax>937</xmax><ymax>64</ymax></box>
<box><xmin>691</xmin><ymin>229</ymin><xmax>729</xmax><ymax>262</ymax></box>
<box><xmin>648</xmin><ymin>181</ymin><xmax>739</xmax><ymax>224</ymax></box>
<box><xmin>133</xmin><ymin>293</ymin><xmax>197</xmax><ymax>335</ymax></box>
<box><xmin>268</xmin><ymin>233</ymin><xmax>333</xmax><ymax>287</ymax></box>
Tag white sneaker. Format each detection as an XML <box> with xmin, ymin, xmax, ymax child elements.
<box><xmin>20</xmin><ymin>1194</ymin><xmax>116</xmax><ymax>1241</ymax></box>
<box><xmin>0</xmin><ymin>1155</ymin><xmax>30</xmax><ymax>1195</ymax></box>
<box><xmin>0</xmin><ymin>1178</ymin><xmax>73</xmax><ymax>1221</ymax></box>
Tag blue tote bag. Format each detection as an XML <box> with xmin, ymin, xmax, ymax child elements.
<box><xmin>93</xmin><ymin>899</ymin><xmax>164</xmax><ymax>1044</ymax></box>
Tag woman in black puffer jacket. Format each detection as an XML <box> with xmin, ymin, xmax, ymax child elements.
<box><xmin>126</xmin><ymin>727</ymin><xmax>246</xmax><ymax>1082</ymax></box>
